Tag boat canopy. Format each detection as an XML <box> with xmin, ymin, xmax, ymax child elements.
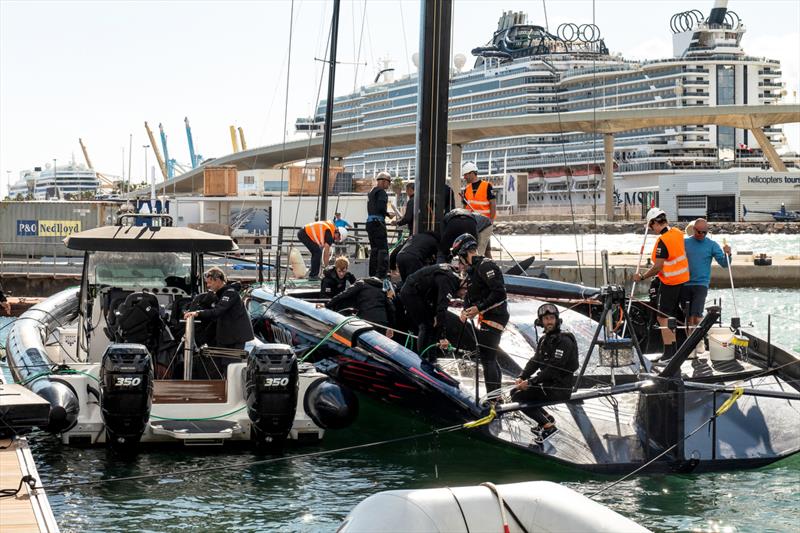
<box><xmin>63</xmin><ymin>225</ymin><xmax>238</xmax><ymax>253</ymax></box>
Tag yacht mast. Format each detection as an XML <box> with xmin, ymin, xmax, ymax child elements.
<box><xmin>319</xmin><ymin>0</ymin><xmax>341</xmax><ymax>221</ymax></box>
<box><xmin>413</xmin><ymin>0</ymin><xmax>453</xmax><ymax>234</ymax></box>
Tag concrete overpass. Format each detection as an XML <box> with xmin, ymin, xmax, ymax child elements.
<box><xmin>160</xmin><ymin>104</ymin><xmax>800</xmax><ymax>218</ymax></box>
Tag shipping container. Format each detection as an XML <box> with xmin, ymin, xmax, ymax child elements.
<box><xmin>0</xmin><ymin>200</ymin><xmax>122</xmax><ymax>257</ymax></box>
<box><xmin>288</xmin><ymin>167</ymin><xmax>343</xmax><ymax>196</ymax></box>
<box><xmin>203</xmin><ymin>166</ymin><xmax>238</xmax><ymax>196</ymax></box>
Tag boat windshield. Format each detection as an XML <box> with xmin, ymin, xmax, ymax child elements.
<box><xmin>89</xmin><ymin>251</ymin><xmax>190</xmax><ymax>288</ymax></box>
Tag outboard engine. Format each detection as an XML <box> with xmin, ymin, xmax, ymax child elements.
<box><xmin>100</xmin><ymin>344</ymin><xmax>153</xmax><ymax>448</ymax></box>
<box><xmin>304</xmin><ymin>378</ymin><xmax>359</xmax><ymax>430</ymax></box>
<box><xmin>246</xmin><ymin>344</ymin><xmax>299</xmax><ymax>448</ymax></box>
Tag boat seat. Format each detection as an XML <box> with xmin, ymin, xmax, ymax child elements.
<box><xmin>112</xmin><ymin>292</ymin><xmax>161</xmax><ymax>347</ymax></box>
<box><xmin>103</xmin><ymin>288</ymin><xmax>132</xmax><ymax>340</ymax></box>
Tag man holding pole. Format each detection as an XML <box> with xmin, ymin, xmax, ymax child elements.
<box><xmin>682</xmin><ymin>218</ymin><xmax>731</xmax><ymax>353</ymax></box>
<box><xmin>632</xmin><ymin>208</ymin><xmax>689</xmax><ymax>361</ymax></box>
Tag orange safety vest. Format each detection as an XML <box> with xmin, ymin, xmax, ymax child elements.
<box><xmin>304</xmin><ymin>220</ymin><xmax>336</xmax><ymax>246</ymax></box>
<box><xmin>464</xmin><ymin>180</ymin><xmax>493</xmax><ymax>219</ymax></box>
<box><xmin>651</xmin><ymin>227</ymin><xmax>690</xmax><ymax>285</ymax></box>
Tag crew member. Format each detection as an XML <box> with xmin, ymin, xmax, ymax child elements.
<box><xmin>512</xmin><ymin>303</ymin><xmax>578</xmax><ymax>442</ymax></box>
<box><xmin>298</xmin><ymin>220</ymin><xmax>346</xmax><ymax>279</ymax></box>
<box><xmin>395</xmin><ymin>231</ymin><xmax>439</xmax><ymax>282</ymax></box>
<box><xmin>0</xmin><ymin>287</ymin><xmax>10</xmax><ymax>317</ymax></box>
<box><xmin>399</xmin><ymin>264</ymin><xmax>465</xmax><ymax>361</ymax></box>
<box><xmin>632</xmin><ymin>208</ymin><xmax>690</xmax><ymax>361</ymax></box>
<box><xmin>184</xmin><ymin>268</ymin><xmax>254</xmax><ymax>377</ymax></box>
<box><xmin>320</xmin><ymin>256</ymin><xmax>357</xmax><ymax>299</ymax></box>
<box><xmin>333</xmin><ymin>212</ymin><xmax>352</xmax><ymax>230</ymax></box>
<box><xmin>452</xmin><ymin>233</ymin><xmax>508</xmax><ymax>392</ymax></box>
<box><xmin>682</xmin><ymin>218</ymin><xmax>731</xmax><ymax>354</ymax></box>
<box><xmin>327</xmin><ymin>277</ymin><xmax>396</xmax><ymax>337</ymax></box>
<box><xmin>367</xmin><ymin>171</ymin><xmax>393</xmax><ymax>278</ymax></box>
<box><xmin>461</xmin><ymin>162</ymin><xmax>496</xmax><ymax>258</ymax></box>
<box><xmin>438</xmin><ymin>208</ymin><xmax>478</xmax><ymax>262</ymax></box>
<box><xmin>395</xmin><ymin>182</ymin><xmax>415</xmax><ymax>234</ymax></box>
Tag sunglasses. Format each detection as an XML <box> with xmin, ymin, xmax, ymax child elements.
<box><xmin>694</xmin><ymin>229</ymin><xmax>708</xmax><ymax>235</ymax></box>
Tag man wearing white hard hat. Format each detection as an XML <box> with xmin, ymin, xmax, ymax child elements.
<box><xmin>461</xmin><ymin>162</ymin><xmax>496</xmax><ymax>258</ymax></box>
<box><xmin>632</xmin><ymin>207</ymin><xmax>690</xmax><ymax>361</ymax></box>
<box><xmin>366</xmin><ymin>171</ymin><xmax>393</xmax><ymax>278</ymax></box>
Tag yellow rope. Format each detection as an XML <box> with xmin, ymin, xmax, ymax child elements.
<box><xmin>715</xmin><ymin>387</ymin><xmax>744</xmax><ymax>416</ymax></box>
<box><xmin>463</xmin><ymin>406</ymin><xmax>496</xmax><ymax>429</ymax></box>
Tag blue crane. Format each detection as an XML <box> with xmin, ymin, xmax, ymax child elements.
<box><xmin>158</xmin><ymin>123</ymin><xmax>175</xmax><ymax>178</ymax></box>
<box><xmin>184</xmin><ymin>117</ymin><xmax>203</xmax><ymax>168</ymax></box>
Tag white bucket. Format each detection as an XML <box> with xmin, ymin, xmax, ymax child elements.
<box><xmin>709</xmin><ymin>331</ymin><xmax>735</xmax><ymax>361</ymax></box>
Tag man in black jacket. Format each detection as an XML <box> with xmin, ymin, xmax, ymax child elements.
<box><xmin>184</xmin><ymin>267</ymin><xmax>254</xmax><ymax>350</ymax></box>
<box><xmin>452</xmin><ymin>233</ymin><xmax>508</xmax><ymax>392</ymax></box>
<box><xmin>512</xmin><ymin>303</ymin><xmax>578</xmax><ymax>442</ymax></box>
<box><xmin>367</xmin><ymin>171</ymin><xmax>393</xmax><ymax>278</ymax></box>
<box><xmin>437</xmin><ymin>208</ymin><xmax>478</xmax><ymax>262</ymax></box>
<box><xmin>320</xmin><ymin>257</ymin><xmax>356</xmax><ymax>299</ymax></box>
<box><xmin>326</xmin><ymin>277</ymin><xmax>395</xmax><ymax>337</ymax></box>
<box><xmin>395</xmin><ymin>182</ymin><xmax>415</xmax><ymax>234</ymax></box>
<box><xmin>395</xmin><ymin>231</ymin><xmax>439</xmax><ymax>282</ymax></box>
<box><xmin>399</xmin><ymin>264</ymin><xmax>465</xmax><ymax>361</ymax></box>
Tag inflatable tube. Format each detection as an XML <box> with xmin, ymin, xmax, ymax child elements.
<box><xmin>339</xmin><ymin>481</ymin><xmax>650</xmax><ymax>533</ymax></box>
<box><xmin>5</xmin><ymin>288</ymin><xmax>81</xmax><ymax>433</ymax></box>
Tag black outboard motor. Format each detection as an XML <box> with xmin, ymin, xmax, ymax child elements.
<box><xmin>304</xmin><ymin>378</ymin><xmax>359</xmax><ymax>430</ymax></box>
<box><xmin>246</xmin><ymin>344</ymin><xmax>299</xmax><ymax>448</ymax></box>
<box><xmin>100</xmin><ymin>344</ymin><xmax>153</xmax><ymax>448</ymax></box>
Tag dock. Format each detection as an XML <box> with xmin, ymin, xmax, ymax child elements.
<box><xmin>0</xmin><ymin>382</ymin><xmax>59</xmax><ymax>533</ymax></box>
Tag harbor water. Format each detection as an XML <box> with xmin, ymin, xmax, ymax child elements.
<box><xmin>1</xmin><ymin>289</ymin><xmax>798</xmax><ymax>532</ymax></box>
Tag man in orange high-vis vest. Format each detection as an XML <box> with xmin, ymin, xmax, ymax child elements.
<box><xmin>297</xmin><ymin>221</ymin><xmax>346</xmax><ymax>278</ymax></box>
<box><xmin>461</xmin><ymin>162</ymin><xmax>496</xmax><ymax>258</ymax></box>
<box><xmin>632</xmin><ymin>208</ymin><xmax>690</xmax><ymax>361</ymax></box>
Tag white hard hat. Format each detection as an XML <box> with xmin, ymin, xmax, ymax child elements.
<box><xmin>376</xmin><ymin>171</ymin><xmax>392</xmax><ymax>182</ymax></box>
<box><xmin>461</xmin><ymin>162</ymin><xmax>478</xmax><ymax>176</ymax></box>
<box><xmin>336</xmin><ymin>226</ymin><xmax>348</xmax><ymax>241</ymax></box>
<box><xmin>645</xmin><ymin>207</ymin><xmax>666</xmax><ymax>225</ymax></box>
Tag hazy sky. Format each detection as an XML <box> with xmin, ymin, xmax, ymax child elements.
<box><xmin>1</xmin><ymin>0</ymin><xmax>798</xmax><ymax>196</ymax></box>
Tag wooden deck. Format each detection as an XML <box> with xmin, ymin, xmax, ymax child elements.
<box><xmin>0</xmin><ymin>437</ymin><xmax>59</xmax><ymax>532</ymax></box>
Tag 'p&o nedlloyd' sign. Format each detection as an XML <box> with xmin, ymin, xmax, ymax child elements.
<box><xmin>16</xmin><ymin>219</ymin><xmax>82</xmax><ymax>237</ymax></box>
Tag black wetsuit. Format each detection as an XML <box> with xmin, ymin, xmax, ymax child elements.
<box><xmin>367</xmin><ymin>186</ymin><xmax>389</xmax><ymax>278</ymax></box>
<box><xmin>399</xmin><ymin>264</ymin><xmax>461</xmax><ymax>360</ymax></box>
<box><xmin>464</xmin><ymin>256</ymin><xmax>508</xmax><ymax>392</ymax></box>
<box><xmin>196</xmin><ymin>283</ymin><xmax>254</xmax><ymax>350</ymax></box>
<box><xmin>320</xmin><ymin>266</ymin><xmax>356</xmax><ymax>299</ymax></box>
<box><xmin>438</xmin><ymin>208</ymin><xmax>478</xmax><ymax>262</ymax></box>
<box><xmin>327</xmin><ymin>277</ymin><xmax>395</xmax><ymax>329</ymax></box>
<box><xmin>396</xmin><ymin>231</ymin><xmax>439</xmax><ymax>281</ymax></box>
<box><xmin>397</xmin><ymin>193</ymin><xmax>414</xmax><ymax>234</ymax></box>
<box><xmin>511</xmin><ymin>328</ymin><xmax>578</xmax><ymax>426</ymax></box>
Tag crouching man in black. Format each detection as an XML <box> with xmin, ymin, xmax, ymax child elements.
<box><xmin>512</xmin><ymin>303</ymin><xmax>578</xmax><ymax>442</ymax></box>
<box><xmin>326</xmin><ymin>277</ymin><xmax>396</xmax><ymax>338</ymax></box>
<box><xmin>184</xmin><ymin>267</ymin><xmax>254</xmax><ymax>377</ymax></box>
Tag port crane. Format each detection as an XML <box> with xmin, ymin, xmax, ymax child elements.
<box><xmin>185</xmin><ymin>117</ymin><xmax>203</xmax><ymax>167</ymax></box>
<box><xmin>228</xmin><ymin>125</ymin><xmax>248</xmax><ymax>153</ymax></box>
<box><xmin>77</xmin><ymin>138</ymin><xmax>118</xmax><ymax>190</ymax></box>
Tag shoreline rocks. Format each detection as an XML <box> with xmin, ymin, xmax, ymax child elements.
<box><xmin>493</xmin><ymin>221</ymin><xmax>800</xmax><ymax>235</ymax></box>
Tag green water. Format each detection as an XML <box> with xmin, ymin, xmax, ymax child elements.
<box><xmin>2</xmin><ymin>287</ymin><xmax>799</xmax><ymax>532</ymax></box>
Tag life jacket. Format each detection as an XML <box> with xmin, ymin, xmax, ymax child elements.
<box><xmin>304</xmin><ymin>220</ymin><xmax>336</xmax><ymax>246</ymax></box>
<box><xmin>651</xmin><ymin>227</ymin><xmax>690</xmax><ymax>285</ymax></box>
<box><xmin>464</xmin><ymin>180</ymin><xmax>493</xmax><ymax>219</ymax></box>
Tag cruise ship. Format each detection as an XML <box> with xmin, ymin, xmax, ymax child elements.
<box><xmin>296</xmin><ymin>1</ymin><xmax>796</xmax><ymax>214</ymax></box>
<box><xmin>9</xmin><ymin>162</ymin><xmax>100</xmax><ymax>200</ymax></box>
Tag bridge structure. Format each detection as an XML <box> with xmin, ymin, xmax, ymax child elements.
<box><xmin>157</xmin><ymin>104</ymin><xmax>800</xmax><ymax>219</ymax></box>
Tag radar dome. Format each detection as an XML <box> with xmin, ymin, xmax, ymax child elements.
<box><xmin>411</xmin><ymin>52</ymin><xmax>419</xmax><ymax>69</ymax></box>
<box><xmin>453</xmin><ymin>53</ymin><xmax>466</xmax><ymax>71</ymax></box>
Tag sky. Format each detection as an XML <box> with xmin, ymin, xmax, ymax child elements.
<box><xmin>1</xmin><ymin>0</ymin><xmax>798</xmax><ymax>197</ymax></box>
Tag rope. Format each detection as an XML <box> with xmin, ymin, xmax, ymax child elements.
<box><xmin>588</xmin><ymin>386</ymin><xmax>746</xmax><ymax>498</ymax></box>
<box><xmin>149</xmin><ymin>406</ymin><xmax>247</xmax><ymax>422</ymax></box>
<box><xmin>43</xmin><ymin>416</ymin><xmax>496</xmax><ymax>492</ymax></box>
<box><xmin>0</xmin><ymin>475</ymin><xmax>38</xmax><ymax>499</ymax></box>
<box><xmin>298</xmin><ymin>315</ymin><xmax>361</xmax><ymax>362</ymax></box>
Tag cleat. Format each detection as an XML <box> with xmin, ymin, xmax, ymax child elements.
<box><xmin>534</xmin><ymin>425</ymin><xmax>558</xmax><ymax>444</ymax></box>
